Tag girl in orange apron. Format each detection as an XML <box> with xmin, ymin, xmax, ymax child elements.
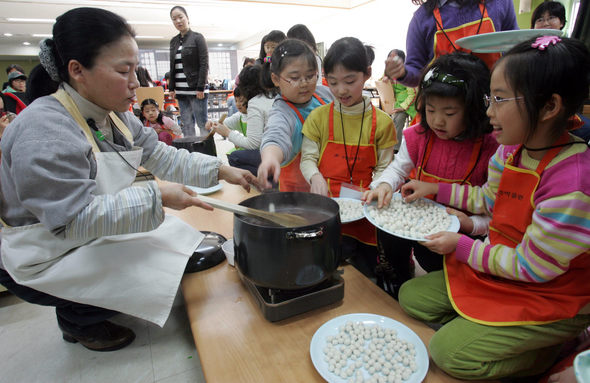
<box><xmin>257</xmin><ymin>39</ymin><xmax>332</xmax><ymax>191</ymax></box>
<box><xmin>301</xmin><ymin>38</ymin><xmax>396</xmax><ymax>278</ymax></box>
<box><xmin>363</xmin><ymin>52</ymin><xmax>498</xmax><ymax>298</ymax></box>
<box><xmin>397</xmin><ymin>36</ymin><xmax>590</xmax><ymax>380</ymax></box>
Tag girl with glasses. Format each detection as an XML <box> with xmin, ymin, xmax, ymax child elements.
<box><xmin>363</xmin><ymin>52</ymin><xmax>499</xmax><ymax>298</ymax></box>
<box><xmin>399</xmin><ymin>36</ymin><xmax>590</xmax><ymax>380</ymax></box>
<box><xmin>257</xmin><ymin>39</ymin><xmax>332</xmax><ymax>191</ymax></box>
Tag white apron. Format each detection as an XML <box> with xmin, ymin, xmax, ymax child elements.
<box><xmin>0</xmin><ymin>89</ymin><xmax>204</xmax><ymax>326</ymax></box>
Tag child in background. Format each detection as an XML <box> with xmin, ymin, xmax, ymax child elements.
<box><xmin>140</xmin><ymin>98</ymin><xmax>182</xmax><ymax>145</ymax></box>
<box><xmin>398</xmin><ymin>36</ymin><xmax>590</xmax><ymax>380</ymax></box>
<box><xmin>257</xmin><ymin>38</ymin><xmax>332</xmax><ymax>191</ymax></box>
<box><xmin>383</xmin><ymin>49</ymin><xmax>417</xmax><ymax>151</ymax></box>
<box><xmin>255</xmin><ymin>30</ymin><xmax>286</xmax><ymax>66</ymax></box>
<box><xmin>363</xmin><ymin>52</ymin><xmax>498</xmax><ymax>297</ymax></box>
<box><xmin>301</xmin><ymin>37</ymin><xmax>396</xmax><ymax>278</ymax></box>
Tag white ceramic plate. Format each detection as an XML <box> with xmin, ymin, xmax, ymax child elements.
<box><xmin>332</xmin><ymin>197</ymin><xmax>365</xmax><ymax>223</ymax></box>
<box><xmin>456</xmin><ymin>29</ymin><xmax>563</xmax><ymax>53</ymax></box>
<box><xmin>310</xmin><ymin>313</ymin><xmax>429</xmax><ymax>383</ymax></box>
<box><xmin>363</xmin><ymin>193</ymin><xmax>459</xmax><ymax>241</ymax></box>
<box><xmin>187</xmin><ymin>183</ymin><xmax>223</xmax><ymax>196</ymax></box>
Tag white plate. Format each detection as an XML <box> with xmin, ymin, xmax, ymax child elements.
<box><xmin>332</xmin><ymin>197</ymin><xmax>365</xmax><ymax>223</ymax></box>
<box><xmin>456</xmin><ymin>29</ymin><xmax>563</xmax><ymax>53</ymax></box>
<box><xmin>363</xmin><ymin>193</ymin><xmax>459</xmax><ymax>241</ymax></box>
<box><xmin>186</xmin><ymin>183</ymin><xmax>223</xmax><ymax>195</ymax></box>
<box><xmin>310</xmin><ymin>313</ymin><xmax>429</xmax><ymax>383</ymax></box>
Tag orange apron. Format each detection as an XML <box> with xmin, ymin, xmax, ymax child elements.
<box><xmin>318</xmin><ymin>102</ymin><xmax>378</xmax><ymax>245</ymax></box>
<box><xmin>432</xmin><ymin>2</ymin><xmax>502</xmax><ymax>69</ymax></box>
<box><xmin>409</xmin><ymin>131</ymin><xmax>483</xmax><ymax>198</ymax></box>
<box><xmin>445</xmin><ymin>133</ymin><xmax>590</xmax><ymax>325</ymax></box>
<box><xmin>280</xmin><ymin>94</ymin><xmax>326</xmax><ymax>192</ymax></box>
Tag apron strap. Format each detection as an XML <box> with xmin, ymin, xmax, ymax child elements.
<box><xmin>108</xmin><ymin>112</ymin><xmax>134</xmax><ymax>144</ymax></box>
<box><xmin>52</xmin><ymin>89</ymin><xmax>101</xmax><ymax>153</ymax></box>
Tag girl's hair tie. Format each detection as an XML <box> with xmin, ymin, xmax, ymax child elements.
<box><xmin>263</xmin><ymin>56</ymin><xmax>271</xmax><ymax>64</ymax></box>
<box><xmin>531</xmin><ymin>35</ymin><xmax>561</xmax><ymax>50</ymax></box>
<box><xmin>421</xmin><ymin>67</ymin><xmax>465</xmax><ymax>89</ymax></box>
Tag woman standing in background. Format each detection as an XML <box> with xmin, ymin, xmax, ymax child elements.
<box><xmin>169</xmin><ymin>5</ymin><xmax>209</xmax><ymax>137</ymax></box>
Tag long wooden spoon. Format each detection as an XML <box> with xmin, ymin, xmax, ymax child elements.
<box><xmin>197</xmin><ymin>195</ymin><xmax>309</xmax><ymax>228</ymax></box>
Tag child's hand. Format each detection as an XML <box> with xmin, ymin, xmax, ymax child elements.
<box><xmin>214</xmin><ymin>123</ymin><xmax>230</xmax><ymax>138</ymax></box>
<box><xmin>446</xmin><ymin>207</ymin><xmax>473</xmax><ymax>234</ymax></box>
<box><xmin>257</xmin><ymin>147</ymin><xmax>283</xmax><ymax>189</ymax></box>
<box><xmin>0</xmin><ymin>115</ymin><xmax>9</xmax><ymax>137</ymax></box>
<box><xmin>401</xmin><ymin>180</ymin><xmax>438</xmax><ymax>203</ymax></box>
<box><xmin>548</xmin><ymin>367</ymin><xmax>576</xmax><ymax>383</ymax></box>
<box><xmin>362</xmin><ymin>183</ymin><xmax>393</xmax><ymax>209</ymax></box>
<box><xmin>420</xmin><ymin>232</ymin><xmax>461</xmax><ymax>255</ymax></box>
<box><xmin>205</xmin><ymin>120</ymin><xmax>217</xmax><ymax>131</ymax></box>
<box><xmin>310</xmin><ymin>173</ymin><xmax>329</xmax><ymax>196</ymax></box>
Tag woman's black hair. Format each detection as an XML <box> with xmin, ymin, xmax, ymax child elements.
<box><xmin>287</xmin><ymin>24</ymin><xmax>317</xmax><ymax>53</ymax></box>
<box><xmin>237</xmin><ymin>64</ymin><xmax>275</xmax><ymax>100</ymax></box>
<box><xmin>495</xmin><ymin>37</ymin><xmax>590</xmax><ymax>142</ymax></box>
<box><xmin>413</xmin><ymin>0</ymin><xmax>480</xmax><ymax>12</ymax></box>
<box><xmin>260</xmin><ymin>38</ymin><xmax>317</xmax><ymax>90</ymax></box>
<box><xmin>31</xmin><ymin>7</ymin><xmax>135</xmax><ymax>98</ymax></box>
<box><xmin>416</xmin><ymin>52</ymin><xmax>491</xmax><ymax>140</ymax></box>
<box><xmin>530</xmin><ymin>1</ymin><xmax>566</xmax><ymax>29</ymax></box>
<box><xmin>323</xmin><ymin>37</ymin><xmax>371</xmax><ymax>76</ymax></box>
<box><xmin>258</xmin><ymin>30</ymin><xmax>287</xmax><ymax>61</ymax></box>
<box><xmin>26</xmin><ymin>64</ymin><xmax>59</xmax><ymax>103</ymax></box>
<box><xmin>170</xmin><ymin>5</ymin><xmax>188</xmax><ymax>17</ymax></box>
<box><xmin>136</xmin><ymin>66</ymin><xmax>154</xmax><ymax>87</ymax></box>
<box><xmin>139</xmin><ymin>98</ymin><xmax>164</xmax><ymax>125</ymax></box>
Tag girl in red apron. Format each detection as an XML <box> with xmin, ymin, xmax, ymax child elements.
<box><xmin>300</xmin><ymin>37</ymin><xmax>396</xmax><ymax>278</ymax></box>
<box><xmin>257</xmin><ymin>39</ymin><xmax>332</xmax><ymax>191</ymax></box>
<box><xmin>399</xmin><ymin>36</ymin><xmax>590</xmax><ymax>380</ymax></box>
<box><xmin>363</xmin><ymin>52</ymin><xmax>498</xmax><ymax>298</ymax></box>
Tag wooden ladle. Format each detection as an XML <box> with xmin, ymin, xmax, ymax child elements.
<box><xmin>198</xmin><ymin>195</ymin><xmax>309</xmax><ymax>228</ymax></box>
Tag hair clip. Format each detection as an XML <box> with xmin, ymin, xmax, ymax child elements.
<box><xmin>531</xmin><ymin>35</ymin><xmax>561</xmax><ymax>50</ymax></box>
<box><xmin>421</xmin><ymin>68</ymin><xmax>465</xmax><ymax>89</ymax></box>
<box><xmin>263</xmin><ymin>56</ymin><xmax>271</xmax><ymax>64</ymax></box>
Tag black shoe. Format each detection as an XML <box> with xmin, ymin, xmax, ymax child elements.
<box><xmin>59</xmin><ymin>320</ymin><xmax>136</xmax><ymax>352</ymax></box>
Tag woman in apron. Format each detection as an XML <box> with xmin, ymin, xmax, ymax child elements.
<box><xmin>384</xmin><ymin>0</ymin><xmax>519</xmax><ymax>87</ymax></box>
<box><xmin>0</xmin><ymin>7</ymin><xmax>258</xmax><ymax>352</ymax></box>
<box><xmin>398</xmin><ymin>37</ymin><xmax>590</xmax><ymax>379</ymax></box>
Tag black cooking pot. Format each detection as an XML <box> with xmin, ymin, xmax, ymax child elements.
<box><xmin>172</xmin><ymin>134</ymin><xmax>217</xmax><ymax>157</ymax></box>
<box><xmin>234</xmin><ymin>192</ymin><xmax>341</xmax><ymax>290</ymax></box>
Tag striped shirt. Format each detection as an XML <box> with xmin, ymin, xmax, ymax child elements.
<box><xmin>437</xmin><ymin>139</ymin><xmax>590</xmax><ymax>283</ymax></box>
<box><xmin>173</xmin><ymin>44</ymin><xmax>196</xmax><ymax>96</ymax></box>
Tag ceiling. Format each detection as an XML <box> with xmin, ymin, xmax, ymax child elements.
<box><xmin>0</xmin><ymin>0</ymin><xmax>373</xmax><ymax>57</ymax></box>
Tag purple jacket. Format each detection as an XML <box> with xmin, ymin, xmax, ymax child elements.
<box><xmin>401</xmin><ymin>0</ymin><xmax>518</xmax><ymax>87</ymax></box>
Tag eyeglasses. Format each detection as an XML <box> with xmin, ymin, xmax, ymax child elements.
<box><xmin>421</xmin><ymin>68</ymin><xmax>465</xmax><ymax>89</ymax></box>
<box><xmin>484</xmin><ymin>95</ymin><xmax>524</xmax><ymax>108</ymax></box>
<box><xmin>279</xmin><ymin>73</ymin><xmax>318</xmax><ymax>87</ymax></box>
<box><xmin>534</xmin><ymin>15</ymin><xmax>560</xmax><ymax>25</ymax></box>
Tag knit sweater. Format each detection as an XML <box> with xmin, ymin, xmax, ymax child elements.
<box><xmin>402</xmin><ymin>0</ymin><xmax>518</xmax><ymax>87</ymax></box>
<box><xmin>438</xmin><ymin>138</ymin><xmax>590</xmax><ymax>282</ymax></box>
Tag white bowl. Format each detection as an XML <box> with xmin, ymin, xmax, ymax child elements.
<box><xmin>222</xmin><ymin>239</ymin><xmax>235</xmax><ymax>266</ymax></box>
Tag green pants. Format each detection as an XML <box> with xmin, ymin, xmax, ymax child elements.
<box><xmin>398</xmin><ymin>271</ymin><xmax>590</xmax><ymax>380</ymax></box>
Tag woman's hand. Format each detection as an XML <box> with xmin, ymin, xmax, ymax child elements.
<box><xmin>401</xmin><ymin>180</ymin><xmax>438</xmax><ymax>203</ymax></box>
<box><xmin>446</xmin><ymin>207</ymin><xmax>474</xmax><ymax>234</ymax></box>
<box><xmin>159</xmin><ymin>182</ymin><xmax>214</xmax><ymax>211</ymax></box>
<box><xmin>384</xmin><ymin>53</ymin><xmax>406</xmax><ymax>81</ymax></box>
<box><xmin>218</xmin><ymin>165</ymin><xmax>260</xmax><ymax>192</ymax></box>
<box><xmin>310</xmin><ymin>173</ymin><xmax>329</xmax><ymax>196</ymax></box>
<box><xmin>257</xmin><ymin>146</ymin><xmax>284</xmax><ymax>189</ymax></box>
<box><xmin>196</xmin><ymin>91</ymin><xmax>205</xmax><ymax>100</ymax></box>
<box><xmin>362</xmin><ymin>183</ymin><xmax>393</xmax><ymax>209</ymax></box>
<box><xmin>420</xmin><ymin>232</ymin><xmax>461</xmax><ymax>255</ymax></box>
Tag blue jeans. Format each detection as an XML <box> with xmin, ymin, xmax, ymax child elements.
<box><xmin>176</xmin><ymin>94</ymin><xmax>208</xmax><ymax>137</ymax></box>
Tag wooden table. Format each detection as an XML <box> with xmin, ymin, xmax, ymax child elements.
<box><xmin>170</xmin><ymin>182</ymin><xmax>470</xmax><ymax>383</ymax></box>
